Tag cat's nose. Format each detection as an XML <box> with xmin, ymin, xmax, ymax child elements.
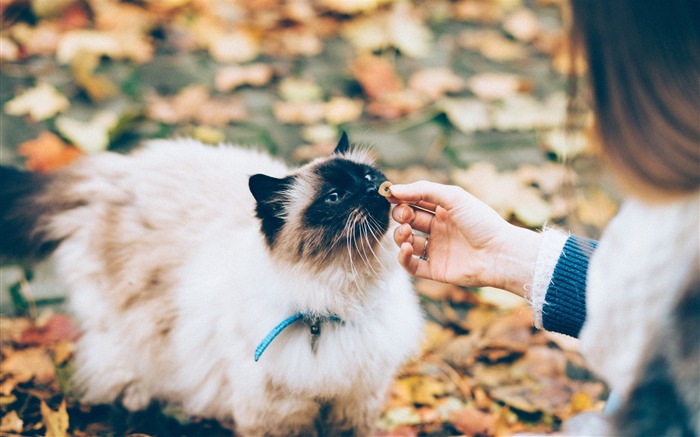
<box><xmin>366</xmin><ymin>182</ymin><xmax>380</xmax><ymax>194</ymax></box>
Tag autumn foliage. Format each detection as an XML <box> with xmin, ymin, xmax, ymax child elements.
<box><xmin>0</xmin><ymin>0</ymin><xmax>614</xmax><ymax>435</ymax></box>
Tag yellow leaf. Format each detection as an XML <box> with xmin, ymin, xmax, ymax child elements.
<box><xmin>40</xmin><ymin>400</ymin><xmax>69</xmax><ymax>437</ymax></box>
<box><xmin>4</xmin><ymin>83</ymin><xmax>70</xmax><ymax>121</ymax></box>
<box><xmin>0</xmin><ymin>410</ymin><xmax>23</xmax><ymax>433</ymax></box>
<box><xmin>0</xmin><ymin>347</ymin><xmax>56</xmax><ymax>383</ymax></box>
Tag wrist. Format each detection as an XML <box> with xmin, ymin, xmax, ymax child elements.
<box><xmin>490</xmin><ymin>226</ymin><xmax>543</xmax><ymax>297</ymax></box>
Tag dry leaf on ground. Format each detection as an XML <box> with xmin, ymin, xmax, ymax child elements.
<box><xmin>18</xmin><ymin>132</ymin><xmax>83</xmax><ymax>172</ymax></box>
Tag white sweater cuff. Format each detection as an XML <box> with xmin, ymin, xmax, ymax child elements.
<box><xmin>527</xmin><ymin>227</ymin><xmax>568</xmax><ymax>329</ymax></box>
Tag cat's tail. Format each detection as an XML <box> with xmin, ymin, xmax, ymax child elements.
<box><xmin>0</xmin><ymin>165</ymin><xmax>76</xmax><ymax>261</ymax></box>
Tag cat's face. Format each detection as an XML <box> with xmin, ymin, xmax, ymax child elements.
<box><xmin>249</xmin><ymin>133</ymin><xmax>391</xmax><ymax>272</ymax></box>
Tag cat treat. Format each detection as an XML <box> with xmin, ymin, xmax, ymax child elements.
<box><xmin>379</xmin><ymin>180</ymin><xmax>393</xmax><ymax>198</ymax></box>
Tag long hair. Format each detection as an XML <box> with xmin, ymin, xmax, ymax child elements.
<box><xmin>568</xmin><ymin>0</ymin><xmax>700</xmax><ymax>195</ymax></box>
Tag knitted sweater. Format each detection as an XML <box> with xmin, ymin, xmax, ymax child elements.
<box><xmin>529</xmin><ymin>230</ymin><xmax>595</xmax><ymax>338</ymax></box>
<box><xmin>529</xmin><ymin>194</ymin><xmax>699</xmax><ymax>398</ymax></box>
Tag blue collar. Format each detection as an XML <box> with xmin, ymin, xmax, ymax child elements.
<box><xmin>254</xmin><ymin>313</ymin><xmax>342</xmax><ymax>361</ymax></box>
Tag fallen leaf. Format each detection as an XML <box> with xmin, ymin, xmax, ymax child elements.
<box><xmin>147</xmin><ymin>86</ymin><xmax>248</xmax><ymax>126</ymax></box>
<box><xmin>278</xmin><ymin>77</ymin><xmax>324</xmax><ymax>102</ymax></box>
<box><xmin>0</xmin><ymin>410</ymin><xmax>23</xmax><ymax>433</ymax></box>
<box><xmin>450</xmin><ymin>408</ymin><xmax>497</xmax><ymax>435</ymax></box>
<box><xmin>10</xmin><ymin>22</ymin><xmax>62</xmax><ymax>57</ymax></box>
<box><xmin>324</xmin><ymin>97</ymin><xmax>363</xmax><ymax>125</ymax></box>
<box><xmin>366</xmin><ymin>90</ymin><xmax>428</xmax><ymax>120</ymax></box>
<box><xmin>4</xmin><ymin>83</ymin><xmax>70</xmax><ymax>121</ymax></box>
<box><xmin>467</xmin><ymin>72</ymin><xmax>532</xmax><ymax>100</ymax></box>
<box><xmin>273</xmin><ymin>101</ymin><xmax>326</xmax><ymax>124</ymax></box>
<box><xmin>438</xmin><ymin>98</ymin><xmax>491</xmax><ymax>133</ymax></box>
<box><xmin>300</xmin><ymin>124</ymin><xmax>338</xmax><ymax>145</ymax></box>
<box><xmin>0</xmin><ymin>36</ymin><xmax>20</xmax><ymax>61</ymax></box>
<box><xmin>19</xmin><ymin>314</ymin><xmax>81</xmax><ymax>347</ymax></box>
<box><xmin>502</xmin><ymin>7</ymin><xmax>541</xmax><ymax>42</ymax></box>
<box><xmin>542</xmin><ymin>128</ymin><xmax>589</xmax><ymax>159</ymax></box>
<box><xmin>56</xmin><ymin>29</ymin><xmax>152</xmax><ymax>64</ymax></box>
<box><xmin>214</xmin><ymin>63</ymin><xmax>275</xmax><ymax>92</ymax></box>
<box><xmin>349</xmin><ymin>54</ymin><xmax>403</xmax><ymax>101</ymax></box>
<box><xmin>491</xmin><ymin>93</ymin><xmax>565</xmax><ymax>131</ymax></box>
<box><xmin>0</xmin><ymin>347</ymin><xmax>56</xmax><ymax>383</ymax></box>
<box><xmin>263</xmin><ymin>27</ymin><xmax>323</xmax><ymax>58</ymax></box>
<box><xmin>55</xmin><ymin>112</ymin><xmax>119</xmax><ymax>153</ymax></box>
<box><xmin>18</xmin><ymin>132</ymin><xmax>83</xmax><ymax>172</ymax></box>
<box><xmin>459</xmin><ymin>29</ymin><xmax>528</xmax><ymax>62</ymax></box>
<box><xmin>71</xmin><ymin>53</ymin><xmax>118</xmax><ymax>101</ymax></box>
<box><xmin>386</xmin><ymin>2</ymin><xmax>432</xmax><ymax>58</ymax></box>
<box><xmin>454</xmin><ymin>0</ymin><xmax>505</xmax><ymax>23</ymax></box>
<box><xmin>478</xmin><ymin>287</ymin><xmax>526</xmax><ymax>309</ymax></box>
<box><xmin>208</xmin><ymin>28</ymin><xmax>260</xmax><ymax>63</ymax></box>
<box><xmin>41</xmin><ymin>400</ymin><xmax>69</xmax><ymax>437</ymax></box>
<box><xmin>408</xmin><ymin>68</ymin><xmax>465</xmax><ymax>101</ymax></box>
<box><xmin>320</xmin><ymin>0</ymin><xmax>389</xmax><ymax>14</ymax></box>
<box><xmin>31</xmin><ymin>0</ymin><xmax>77</xmax><ymax>18</ymax></box>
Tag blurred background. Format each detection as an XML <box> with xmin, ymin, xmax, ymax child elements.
<box><xmin>0</xmin><ymin>0</ymin><xmax>617</xmax><ymax>435</ymax></box>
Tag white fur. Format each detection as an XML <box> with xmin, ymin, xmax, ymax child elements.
<box><xmin>47</xmin><ymin>139</ymin><xmax>424</xmax><ymax>435</ymax></box>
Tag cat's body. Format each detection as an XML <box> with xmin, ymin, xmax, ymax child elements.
<box><xmin>1</xmin><ymin>136</ymin><xmax>424</xmax><ymax>436</ymax></box>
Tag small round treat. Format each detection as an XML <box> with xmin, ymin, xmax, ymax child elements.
<box><xmin>378</xmin><ymin>181</ymin><xmax>393</xmax><ymax>198</ymax></box>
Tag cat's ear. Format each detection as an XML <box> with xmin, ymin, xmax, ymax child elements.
<box><xmin>334</xmin><ymin>131</ymin><xmax>350</xmax><ymax>155</ymax></box>
<box><xmin>249</xmin><ymin>174</ymin><xmax>293</xmax><ymax>247</ymax></box>
<box><xmin>249</xmin><ymin>174</ymin><xmax>291</xmax><ymax>204</ymax></box>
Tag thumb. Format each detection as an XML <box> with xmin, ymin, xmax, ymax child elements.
<box><xmin>389</xmin><ymin>181</ymin><xmax>465</xmax><ymax>210</ymax></box>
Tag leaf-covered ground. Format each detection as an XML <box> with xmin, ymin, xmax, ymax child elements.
<box><xmin>0</xmin><ymin>0</ymin><xmax>616</xmax><ymax>435</ymax></box>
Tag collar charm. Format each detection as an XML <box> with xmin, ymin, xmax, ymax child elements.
<box><xmin>254</xmin><ymin>313</ymin><xmax>342</xmax><ymax>361</ymax></box>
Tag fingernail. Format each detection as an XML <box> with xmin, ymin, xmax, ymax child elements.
<box><xmin>388</xmin><ymin>184</ymin><xmax>404</xmax><ymax>195</ymax></box>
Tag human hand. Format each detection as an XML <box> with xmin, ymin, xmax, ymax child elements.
<box><xmin>389</xmin><ymin>181</ymin><xmax>542</xmax><ymax>297</ymax></box>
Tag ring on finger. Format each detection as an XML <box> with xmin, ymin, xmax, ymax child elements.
<box><xmin>420</xmin><ymin>238</ymin><xmax>429</xmax><ymax>260</ymax></box>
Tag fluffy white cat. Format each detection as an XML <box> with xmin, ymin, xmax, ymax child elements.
<box><xmin>0</xmin><ymin>134</ymin><xmax>424</xmax><ymax>436</ymax></box>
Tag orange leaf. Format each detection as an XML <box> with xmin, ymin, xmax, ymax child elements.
<box><xmin>18</xmin><ymin>132</ymin><xmax>82</xmax><ymax>172</ymax></box>
<box><xmin>349</xmin><ymin>54</ymin><xmax>403</xmax><ymax>100</ymax></box>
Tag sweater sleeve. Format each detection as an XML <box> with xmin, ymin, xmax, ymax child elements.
<box><xmin>527</xmin><ymin>230</ymin><xmax>598</xmax><ymax>338</ymax></box>
<box><xmin>543</xmin><ymin>235</ymin><xmax>598</xmax><ymax>337</ymax></box>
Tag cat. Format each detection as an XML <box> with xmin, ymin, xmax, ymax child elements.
<box><xmin>0</xmin><ymin>133</ymin><xmax>425</xmax><ymax>436</ymax></box>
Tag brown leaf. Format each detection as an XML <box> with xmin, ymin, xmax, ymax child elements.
<box><xmin>478</xmin><ymin>309</ymin><xmax>534</xmax><ymax>359</ymax></box>
<box><xmin>450</xmin><ymin>408</ymin><xmax>497</xmax><ymax>436</ymax></box>
<box><xmin>18</xmin><ymin>132</ymin><xmax>83</xmax><ymax>173</ymax></box>
<box><xmin>349</xmin><ymin>54</ymin><xmax>403</xmax><ymax>101</ymax></box>
<box><xmin>41</xmin><ymin>400</ymin><xmax>69</xmax><ymax>437</ymax></box>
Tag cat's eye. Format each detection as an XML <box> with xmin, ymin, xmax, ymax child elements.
<box><xmin>326</xmin><ymin>191</ymin><xmax>341</xmax><ymax>203</ymax></box>
<box><xmin>364</xmin><ymin>174</ymin><xmax>374</xmax><ymax>181</ymax></box>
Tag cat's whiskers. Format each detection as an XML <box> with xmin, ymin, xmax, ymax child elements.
<box><xmin>363</xmin><ymin>216</ymin><xmax>389</xmax><ymax>274</ymax></box>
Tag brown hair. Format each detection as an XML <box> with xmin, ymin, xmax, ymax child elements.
<box><xmin>568</xmin><ymin>0</ymin><xmax>700</xmax><ymax>195</ymax></box>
